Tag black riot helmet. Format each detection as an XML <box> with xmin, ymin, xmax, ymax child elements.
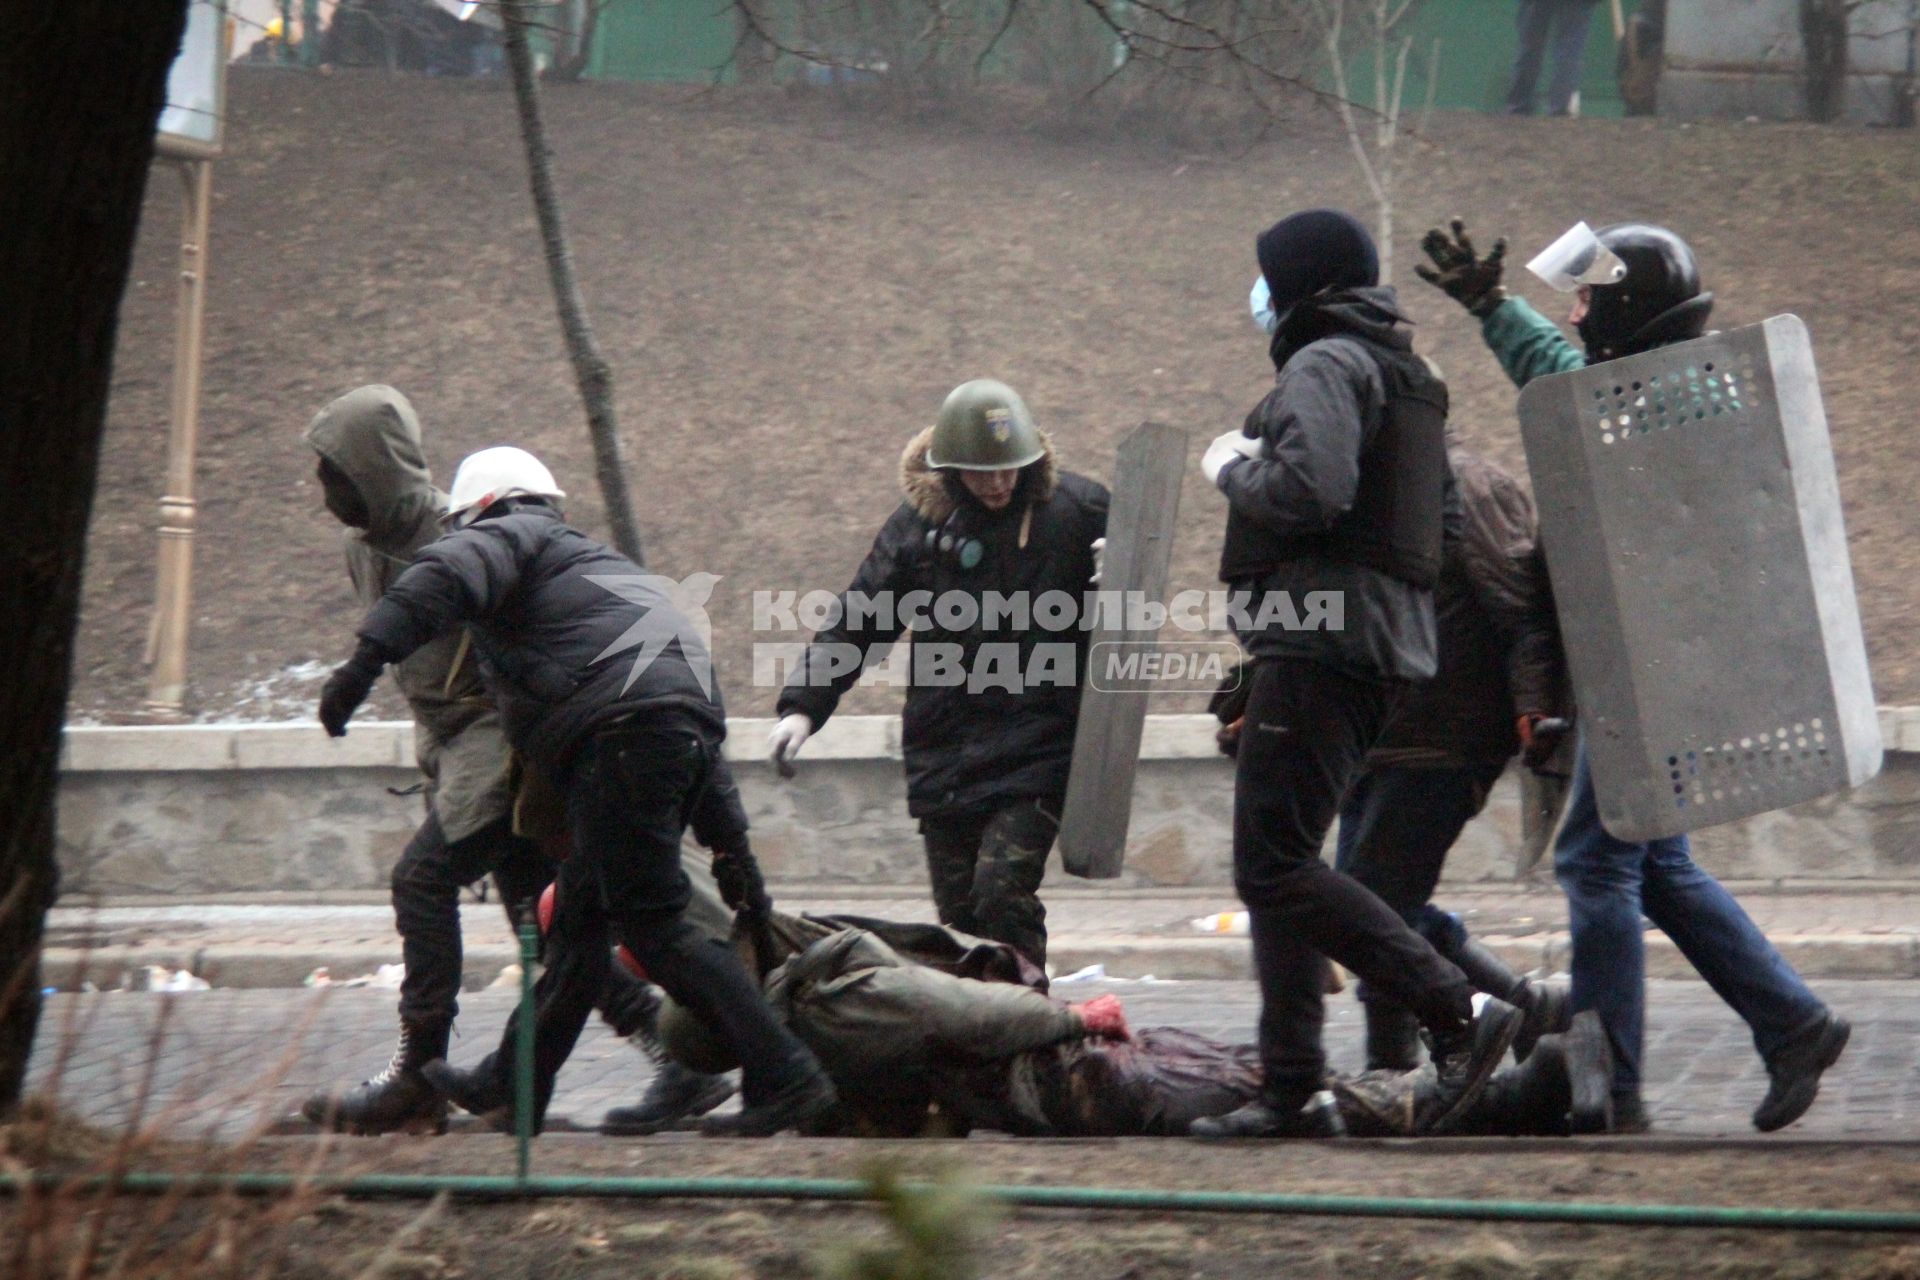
<box><xmin>1577</xmin><ymin>223</ymin><xmax>1714</xmax><ymax>362</ymax></box>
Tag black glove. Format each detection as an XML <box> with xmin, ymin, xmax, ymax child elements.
<box><xmin>1208</xmin><ymin>658</ymin><xmax>1252</xmax><ymax>759</ymax></box>
<box><xmin>712</xmin><ymin>843</ymin><xmax>773</xmax><ymax>924</ymax></box>
<box><xmin>1415</xmin><ymin>218</ymin><xmax>1509</xmax><ymax>317</ymax></box>
<box><xmin>318</xmin><ymin>642</ymin><xmax>386</xmax><ymax>738</ymax></box>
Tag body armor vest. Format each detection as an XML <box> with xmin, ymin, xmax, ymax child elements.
<box><xmin>1219</xmin><ymin>336</ymin><xmax>1448</xmax><ymax>589</ymax></box>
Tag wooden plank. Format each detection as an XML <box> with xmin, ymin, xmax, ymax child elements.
<box><xmin>1058</xmin><ymin>421</ymin><xmax>1189</xmax><ymax>879</ymax></box>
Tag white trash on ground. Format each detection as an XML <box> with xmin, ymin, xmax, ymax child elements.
<box><xmin>1052</xmin><ymin>963</ymin><xmax>1107</xmax><ymax>984</ymax></box>
<box><xmin>1190</xmin><ymin>911</ymin><xmax>1250</xmax><ymax>935</ymax></box>
<box><xmin>302</xmin><ymin>963</ymin><xmax>406</xmax><ymax>989</ymax></box>
<box><xmin>145</xmin><ymin>965</ymin><xmax>211</xmax><ymax>991</ymax></box>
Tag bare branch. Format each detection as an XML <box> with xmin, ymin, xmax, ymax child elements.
<box><xmin>974</xmin><ymin>0</ymin><xmax>1021</xmax><ymax>75</ymax></box>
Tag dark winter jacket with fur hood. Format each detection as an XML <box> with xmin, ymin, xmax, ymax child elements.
<box><xmin>776</xmin><ymin>428</ymin><xmax>1109</xmax><ymax>820</ymax></box>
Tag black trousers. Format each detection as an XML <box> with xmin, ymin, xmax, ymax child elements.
<box><xmin>473</xmin><ymin>717</ymin><xmax>817</xmax><ymax>1121</ymax></box>
<box><xmin>1335</xmin><ymin>759</ymin><xmax>1510</xmax><ymax>949</ymax></box>
<box><xmin>391</xmin><ymin>811</ymin><xmax>658</xmax><ymax>1039</ymax></box>
<box><xmin>920</xmin><ymin>796</ymin><xmax>1058</xmax><ymax>968</ymax></box>
<box><xmin>1231</xmin><ymin>657</ymin><xmax>1476</xmax><ymax>1102</ymax></box>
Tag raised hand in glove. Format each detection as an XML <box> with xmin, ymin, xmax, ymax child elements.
<box><xmin>1517</xmin><ymin>713</ymin><xmax>1571</xmax><ymax>773</ymax></box>
<box><xmin>1415</xmin><ymin>218</ymin><xmax>1509</xmax><ymax>317</ymax></box>
<box><xmin>712</xmin><ymin>843</ymin><xmax>773</xmax><ymax>924</ymax></box>
<box><xmin>318</xmin><ymin>642</ymin><xmax>387</xmax><ymax>738</ymax></box>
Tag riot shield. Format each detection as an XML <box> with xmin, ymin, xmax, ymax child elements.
<box><xmin>1058</xmin><ymin>421</ymin><xmax>1188</xmax><ymax>878</ymax></box>
<box><xmin>1518</xmin><ymin>316</ymin><xmax>1881</xmax><ymax>842</ymax></box>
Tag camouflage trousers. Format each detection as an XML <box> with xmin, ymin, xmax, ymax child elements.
<box><xmin>919</xmin><ymin>797</ymin><xmax>1059</xmax><ymax>969</ymax></box>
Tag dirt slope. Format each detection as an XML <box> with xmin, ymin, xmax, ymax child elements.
<box><xmin>75</xmin><ymin>68</ymin><xmax>1920</xmax><ymax>721</ymax></box>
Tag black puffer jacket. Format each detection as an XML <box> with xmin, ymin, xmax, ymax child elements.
<box><xmin>777</xmin><ymin>429</ymin><xmax>1109</xmax><ymax>819</ymax></box>
<box><xmin>357</xmin><ymin>502</ymin><xmax>725</xmax><ymax>778</ymax></box>
<box><xmin>1369</xmin><ymin>436</ymin><xmax>1567</xmax><ymax>763</ymax></box>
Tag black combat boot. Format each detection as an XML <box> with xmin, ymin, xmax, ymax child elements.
<box><xmin>603</xmin><ymin>1061</ymin><xmax>737</xmax><ymax>1135</ymax></box>
<box><xmin>1415</xmin><ymin>996</ymin><xmax>1522</xmax><ymax>1134</ymax></box>
<box><xmin>1610</xmin><ymin>1093</ymin><xmax>1652</xmax><ymax>1134</ymax></box>
<box><xmin>1563</xmin><ymin>1011</ymin><xmax>1614</xmax><ymax>1135</ymax></box>
<box><xmin>700</xmin><ymin>1063</ymin><xmax>838</xmax><ymax>1138</ymax></box>
<box><xmin>1362</xmin><ymin>999</ymin><xmax>1423</xmax><ymax>1072</ymax></box>
<box><xmin>1753</xmin><ymin>1012</ymin><xmax>1850</xmax><ymax>1133</ymax></box>
<box><xmin>1452</xmin><ymin>1036</ymin><xmax>1573</xmax><ymax>1136</ymax></box>
<box><xmin>420</xmin><ymin>1056</ymin><xmax>526</xmax><ymax>1133</ymax></box>
<box><xmin>1188</xmin><ymin>1090</ymin><xmax>1347</xmax><ymax>1140</ymax></box>
<box><xmin>301</xmin><ymin>1019</ymin><xmax>450</xmax><ymax>1135</ymax></box>
<box><xmin>1445</xmin><ymin>937</ymin><xmax>1571</xmax><ymax>1061</ymax></box>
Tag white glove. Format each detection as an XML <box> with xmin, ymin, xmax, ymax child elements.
<box><xmin>1202</xmin><ymin>430</ymin><xmax>1264</xmax><ymax>486</ymax></box>
<box><xmin>1090</xmin><ymin>537</ymin><xmax>1107</xmax><ymax>585</ymax></box>
<box><xmin>768</xmin><ymin>713</ymin><xmax>813</xmax><ymax>778</ymax></box>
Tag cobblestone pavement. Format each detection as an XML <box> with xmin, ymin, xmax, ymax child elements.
<box><xmin>44</xmin><ymin>884</ymin><xmax>1920</xmax><ymax>988</ymax></box>
<box><xmin>49</xmin><ymin>883</ymin><xmax>1920</xmax><ymax>949</ymax></box>
<box><xmin>24</xmin><ymin>979</ymin><xmax>1918</xmax><ymax>1145</ymax></box>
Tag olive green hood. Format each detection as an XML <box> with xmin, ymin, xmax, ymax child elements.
<box><xmin>304</xmin><ymin>385</ymin><xmax>444</xmax><ymax>548</ymax></box>
<box><xmin>899</xmin><ymin>423</ymin><xmax>1057</xmax><ymax>524</ymax></box>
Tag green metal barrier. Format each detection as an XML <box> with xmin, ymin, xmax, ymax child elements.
<box><xmin>10</xmin><ymin>1171</ymin><xmax>1920</xmax><ymax>1234</ymax></box>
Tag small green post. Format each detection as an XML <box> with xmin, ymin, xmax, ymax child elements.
<box><xmin>514</xmin><ymin>922</ymin><xmax>538</xmax><ymax>1183</ymax></box>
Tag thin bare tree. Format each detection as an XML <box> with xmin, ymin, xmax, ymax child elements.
<box><xmin>499</xmin><ymin>0</ymin><xmax>646</xmax><ymax>563</ymax></box>
<box><xmin>1305</xmin><ymin>0</ymin><xmax>1435</xmax><ymax>283</ymax></box>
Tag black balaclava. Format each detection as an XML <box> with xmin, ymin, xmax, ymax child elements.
<box><xmin>1256</xmin><ymin>209</ymin><xmax>1380</xmax><ymax>323</ymax></box>
<box><xmin>1578</xmin><ymin>223</ymin><xmax>1715</xmax><ymax>361</ymax></box>
<box><xmin>317</xmin><ymin>456</ymin><xmax>371</xmax><ymax>530</ymax></box>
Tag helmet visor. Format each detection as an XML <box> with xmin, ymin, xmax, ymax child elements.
<box><xmin>1526</xmin><ymin>222</ymin><xmax>1629</xmax><ymax>293</ymax></box>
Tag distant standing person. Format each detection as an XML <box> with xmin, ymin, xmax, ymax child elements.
<box><xmin>1505</xmin><ymin>0</ymin><xmax>1603</xmax><ymax>117</ymax></box>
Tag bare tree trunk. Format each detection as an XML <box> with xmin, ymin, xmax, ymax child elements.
<box><xmin>1801</xmin><ymin>0</ymin><xmax>1853</xmax><ymax>123</ymax></box>
<box><xmin>500</xmin><ymin>0</ymin><xmax>645</xmax><ymax>564</ymax></box>
<box><xmin>0</xmin><ymin>0</ymin><xmax>188</xmax><ymax>1115</ymax></box>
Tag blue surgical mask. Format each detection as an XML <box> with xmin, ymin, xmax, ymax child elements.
<box><xmin>1249</xmin><ymin>276</ymin><xmax>1279</xmax><ymax>335</ymax></box>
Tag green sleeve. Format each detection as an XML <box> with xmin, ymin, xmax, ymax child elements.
<box><xmin>1480</xmin><ymin>296</ymin><xmax>1586</xmax><ymax>389</ymax></box>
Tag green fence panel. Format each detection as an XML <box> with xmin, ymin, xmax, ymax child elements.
<box><xmin>588</xmin><ymin>0</ymin><xmax>738</xmax><ymax>83</ymax></box>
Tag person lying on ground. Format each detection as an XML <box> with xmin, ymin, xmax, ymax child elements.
<box><xmin>641</xmin><ymin>911</ymin><xmax>1612</xmax><ymax>1139</ymax></box>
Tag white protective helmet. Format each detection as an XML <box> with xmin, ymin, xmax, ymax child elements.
<box><xmin>445</xmin><ymin>446</ymin><xmax>565</xmax><ymax>529</ymax></box>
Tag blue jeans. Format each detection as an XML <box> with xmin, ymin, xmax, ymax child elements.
<box><xmin>1505</xmin><ymin>0</ymin><xmax>1600</xmax><ymax>115</ymax></box>
<box><xmin>1553</xmin><ymin>736</ymin><xmax>1828</xmax><ymax>1099</ymax></box>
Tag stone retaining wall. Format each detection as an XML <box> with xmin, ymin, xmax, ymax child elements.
<box><xmin>55</xmin><ymin>713</ymin><xmax>1920</xmax><ymax>896</ymax></box>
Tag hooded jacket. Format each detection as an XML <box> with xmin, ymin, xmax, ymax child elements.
<box><xmin>1216</xmin><ymin>286</ymin><xmax>1460</xmax><ymax>681</ymax></box>
<box><xmin>1368</xmin><ymin>434</ymin><xmax>1568</xmax><ymax>763</ymax></box>
<box><xmin>305</xmin><ymin>386</ymin><xmax>511</xmax><ymax>843</ymax></box>
<box><xmin>775</xmin><ymin>430</ymin><xmax>1109</xmax><ymax>819</ymax></box>
<box><xmin>355</xmin><ymin>503</ymin><xmax>727</xmax><ymax>778</ymax></box>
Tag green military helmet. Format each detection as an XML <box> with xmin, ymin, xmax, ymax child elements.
<box><xmin>926</xmin><ymin>379</ymin><xmax>1046</xmax><ymax>471</ymax></box>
